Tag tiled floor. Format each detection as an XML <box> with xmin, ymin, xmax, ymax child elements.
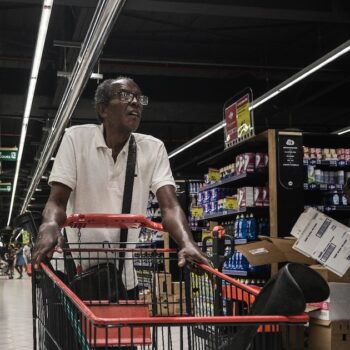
<box><xmin>0</xmin><ymin>271</ymin><xmax>33</xmax><ymax>349</ymax></box>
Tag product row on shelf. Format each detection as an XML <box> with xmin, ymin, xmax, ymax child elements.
<box><xmin>203</xmin><ymin>152</ymin><xmax>268</xmax><ymax>187</ymax></box>
<box><xmin>306</xmin><ymin>167</ymin><xmax>350</xmax><ymax>186</ymax></box>
<box><xmin>303</xmin><ymin>146</ymin><xmax>350</xmax><ymax>162</ymax></box>
<box><xmin>219</xmin><ymin>215</ymin><xmax>269</xmax><ymax>241</ymax></box>
<box><xmin>222</xmin><ymin>250</ymin><xmax>270</xmax><ymax>277</ymax></box>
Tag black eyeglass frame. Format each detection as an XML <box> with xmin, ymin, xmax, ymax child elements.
<box><xmin>112</xmin><ymin>90</ymin><xmax>149</xmax><ymax>106</ymax></box>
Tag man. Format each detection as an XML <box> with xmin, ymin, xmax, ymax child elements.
<box><xmin>32</xmin><ymin>76</ymin><xmax>208</xmax><ymax>293</ymax></box>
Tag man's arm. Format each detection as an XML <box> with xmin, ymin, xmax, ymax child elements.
<box><xmin>156</xmin><ymin>185</ymin><xmax>209</xmax><ymax>267</ymax></box>
<box><xmin>32</xmin><ymin>182</ymin><xmax>71</xmax><ymax>268</ymax></box>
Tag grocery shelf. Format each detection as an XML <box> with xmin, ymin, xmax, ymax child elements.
<box><xmin>201</xmin><ymin>207</ymin><xmax>268</xmax><ymax>221</ymax></box>
<box><xmin>303</xmin><ymin>159</ymin><xmax>350</xmax><ymax>167</ymax></box>
<box><xmin>199</xmin><ymin>172</ymin><xmax>267</xmax><ymax>192</ymax></box>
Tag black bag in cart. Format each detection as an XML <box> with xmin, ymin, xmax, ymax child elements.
<box><xmin>69</xmin><ymin>263</ymin><xmax>126</xmax><ymax>302</ymax></box>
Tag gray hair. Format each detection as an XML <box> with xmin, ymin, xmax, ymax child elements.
<box><xmin>94</xmin><ymin>76</ymin><xmax>134</xmax><ymax>122</ymax></box>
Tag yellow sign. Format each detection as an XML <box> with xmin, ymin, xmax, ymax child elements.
<box><xmin>201</xmin><ymin>230</ymin><xmax>212</xmax><ymax>241</ymax></box>
<box><xmin>208</xmin><ymin>168</ymin><xmax>220</xmax><ymax>182</ymax></box>
<box><xmin>236</xmin><ymin>94</ymin><xmax>251</xmax><ymax>138</ymax></box>
<box><xmin>22</xmin><ymin>230</ymin><xmax>30</xmax><ymax>244</ymax></box>
<box><xmin>191</xmin><ymin>206</ymin><xmax>203</xmax><ymax>218</ymax></box>
<box><xmin>225</xmin><ymin>196</ymin><xmax>238</xmax><ymax>210</ymax></box>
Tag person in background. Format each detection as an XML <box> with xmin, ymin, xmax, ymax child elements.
<box><xmin>6</xmin><ymin>244</ymin><xmax>15</xmax><ymax>279</ymax></box>
<box><xmin>23</xmin><ymin>243</ymin><xmax>31</xmax><ymax>264</ymax></box>
<box><xmin>32</xmin><ymin>76</ymin><xmax>209</xmax><ymax>295</ymax></box>
<box><xmin>14</xmin><ymin>243</ymin><xmax>26</xmax><ymax>279</ymax></box>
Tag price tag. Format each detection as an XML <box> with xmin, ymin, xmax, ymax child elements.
<box><xmin>191</xmin><ymin>206</ymin><xmax>203</xmax><ymax>218</ymax></box>
<box><xmin>309</xmin><ymin>183</ymin><xmax>317</xmax><ymax>190</ymax></box>
<box><xmin>208</xmin><ymin>168</ymin><xmax>220</xmax><ymax>182</ymax></box>
<box><xmin>338</xmin><ymin>160</ymin><xmax>346</xmax><ymax>167</ymax></box>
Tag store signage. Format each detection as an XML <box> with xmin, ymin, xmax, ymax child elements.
<box><xmin>224</xmin><ymin>89</ymin><xmax>254</xmax><ymax>149</ymax></box>
<box><xmin>22</xmin><ymin>230</ymin><xmax>30</xmax><ymax>245</ymax></box>
<box><xmin>277</xmin><ymin>131</ymin><xmax>304</xmax><ymax>189</ymax></box>
<box><xmin>0</xmin><ymin>148</ymin><xmax>18</xmax><ymax>161</ymax></box>
<box><xmin>0</xmin><ymin>182</ymin><xmax>12</xmax><ymax>192</ymax></box>
<box><xmin>191</xmin><ymin>206</ymin><xmax>203</xmax><ymax>218</ymax></box>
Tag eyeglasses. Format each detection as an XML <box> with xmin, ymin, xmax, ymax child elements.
<box><xmin>113</xmin><ymin>90</ymin><xmax>149</xmax><ymax>106</ymax></box>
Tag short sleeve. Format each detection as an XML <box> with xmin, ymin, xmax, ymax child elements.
<box><xmin>150</xmin><ymin>142</ymin><xmax>176</xmax><ymax>195</ymax></box>
<box><xmin>49</xmin><ymin>130</ymin><xmax>77</xmax><ymax>190</ymax></box>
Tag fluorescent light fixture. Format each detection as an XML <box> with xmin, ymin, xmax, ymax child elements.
<box><xmin>168</xmin><ymin>121</ymin><xmax>225</xmax><ymax>159</ymax></box>
<box><xmin>6</xmin><ymin>0</ymin><xmax>53</xmax><ymax>227</ymax></box>
<box><xmin>57</xmin><ymin>71</ymin><xmax>103</xmax><ymax>80</ymax></box>
<box><xmin>35</xmin><ymin>188</ymin><xmax>43</xmax><ymax>192</ymax></box>
<box><xmin>169</xmin><ymin>39</ymin><xmax>350</xmax><ymax>159</ymax></box>
<box><xmin>336</xmin><ymin>127</ymin><xmax>350</xmax><ymax>135</ymax></box>
<box><xmin>41</xmin><ymin>175</ymin><xmax>48</xmax><ymax>180</ymax></box>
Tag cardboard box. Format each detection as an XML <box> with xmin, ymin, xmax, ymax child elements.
<box><xmin>172</xmin><ymin>281</ymin><xmax>186</xmax><ymax>296</ymax></box>
<box><xmin>291</xmin><ymin>207</ymin><xmax>350</xmax><ymax>276</ymax></box>
<box><xmin>173</xmin><ymin>295</ymin><xmax>187</xmax><ymax>315</ymax></box>
<box><xmin>308</xmin><ymin>319</ymin><xmax>350</xmax><ymax>350</ymax></box>
<box><xmin>157</xmin><ymin>293</ymin><xmax>174</xmax><ymax>315</ymax></box>
<box><xmin>309</xmin><ymin>283</ymin><xmax>350</xmax><ymax>321</ymax></box>
<box><xmin>310</xmin><ymin>265</ymin><xmax>350</xmax><ymax>283</ymax></box>
<box><xmin>236</xmin><ymin>236</ymin><xmax>316</xmax><ymax>266</ymax></box>
<box><xmin>155</xmin><ymin>272</ymin><xmax>172</xmax><ymax>296</ymax></box>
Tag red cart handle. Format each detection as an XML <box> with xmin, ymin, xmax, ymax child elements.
<box><xmin>64</xmin><ymin>213</ymin><xmax>164</xmax><ymax>231</ymax></box>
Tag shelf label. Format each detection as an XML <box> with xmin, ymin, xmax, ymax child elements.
<box><xmin>0</xmin><ymin>182</ymin><xmax>11</xmax><ymax>192</ymax></box>
<box><xmin>0</xmin><ymin>148</ymin><xmax>17</xmax><ymax>162</ymax></box>
<box><xmin>208</xmin><ymin>168</ymin><xmax>220</xmax><ymax>182</ymax></box>
<box><xmin>277</xmin><ymin>132</ymin><xmax>304</xmax><ymax>190</ymax></box>
<box><xmin>225</xmin><ymin>196</ymin><xmax>238</xmax><ymax>210</ymax></box>
<box><xmin>191</xmin><ymin>206</ymin><xmax>203</xmax><ymax>218</ymax></box>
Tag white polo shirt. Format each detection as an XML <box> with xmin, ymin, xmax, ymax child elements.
<box><xmin>49</xmin><ymin>124</ymin><xmax>175</xmax><ymax>289</ymax></box>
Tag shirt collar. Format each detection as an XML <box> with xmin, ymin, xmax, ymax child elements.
<box><xmin>95</xmin><ymin>124</ymin><xmax>132</xmax><ymax>155</ymax></box>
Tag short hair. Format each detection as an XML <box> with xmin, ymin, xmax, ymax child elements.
<box><xmin>94</xmin><ymin>76</ymin><xmax>135</xmax><ymax>122</ymax></box>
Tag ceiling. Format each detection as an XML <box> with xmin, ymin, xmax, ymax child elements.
<box><xmin>1</xmin><ymin>0</ymin><xmax>350</xmax><ymax>229</ymax></box>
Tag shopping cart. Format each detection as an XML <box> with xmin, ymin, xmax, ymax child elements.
<box><xmin>33</xmin><ymin>214</ymin><xmax>309</xmax><ymax>350</ymax></box>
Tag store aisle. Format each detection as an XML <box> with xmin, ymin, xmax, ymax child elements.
<box><xmin>0</xmin><ymin>274</ymin><xmax>33</xmax><ymax>349</ymax></box>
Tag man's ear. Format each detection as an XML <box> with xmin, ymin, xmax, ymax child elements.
<box><xmin>97</xmin><ymin>104</ymin><xmax>108</xmax><ymax>120</ymax></box>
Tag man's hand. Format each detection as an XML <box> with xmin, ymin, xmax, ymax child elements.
<box><xmin>32</xmin><ymin>222</ymin><xmax>65</xmax><ymax>269</ymax></box>
<box><xmin>177</xmin><ymin>240</ymin><xmax>211</xmax><ymax>273</ymax></box>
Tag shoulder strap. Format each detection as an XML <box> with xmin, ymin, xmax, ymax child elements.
<box><xmin>119</xmin><ymin>134</ymin><xmax>137</xmax><ymax>272</ymax></box>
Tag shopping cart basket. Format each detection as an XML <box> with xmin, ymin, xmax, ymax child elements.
<box><xmin>33</xmin><ymin>214</ymin><xmax>309</xmax><ymax>350</ymax></box>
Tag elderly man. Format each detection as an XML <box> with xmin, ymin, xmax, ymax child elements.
<box><xmin>33</xmin><ymin>76</ymin><xmax>208</xmax><ymax>298</ymax></box>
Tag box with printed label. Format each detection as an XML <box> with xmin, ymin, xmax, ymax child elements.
<box><xmin>308</xmin><ymin>319</ymin><xmax>350</xmax><ymax>350</ymax></box>
<box><xmin>291</xmin><ymin>207</ymin><xmax>350</xmax><ymax>276</ymax></box>
<box><xmin>236</xmin><ymin>236</ymin><xmax>315</xmax><ymax>266</ymax></box>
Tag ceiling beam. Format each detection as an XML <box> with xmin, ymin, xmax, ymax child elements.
<box><xmin>3</xmin><ymin>0</ymin><xmax>349</xmax><ymax>23</ymax></box>
<box><xmin>124</xmin><ymin>1</ymin><xmax>350</xmax><ymax>23</ymax></box>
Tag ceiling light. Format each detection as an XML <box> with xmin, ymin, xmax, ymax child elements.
<box><xmin>334</xmin><ymin>127</ymin><xmax>350</xmax><ymax>135</ymax></box>
<box><xmin>169</xmin><ymin>39</ymin><xmax>350</xmax><ymax>159</ymax></box>
<box><xmin>168</xmin><ymin>121</ymin><xmax>225</xmax><ymax>159</ymax></box>
<box><xmin>6</xmin><ymin>0</ymin><xmax>53</xmax><ymax>227</ymax></box>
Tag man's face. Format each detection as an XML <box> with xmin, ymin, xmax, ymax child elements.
<box><xmin>101</xmin><ymin>78</ymin><xmax>143</xmax><ymax>133</ymax></box>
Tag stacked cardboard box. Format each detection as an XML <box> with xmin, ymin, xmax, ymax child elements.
<box><xmin>290</xmin><ymin>207</ymin><xmax>350</xmax><ymax>277</ymax></box>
